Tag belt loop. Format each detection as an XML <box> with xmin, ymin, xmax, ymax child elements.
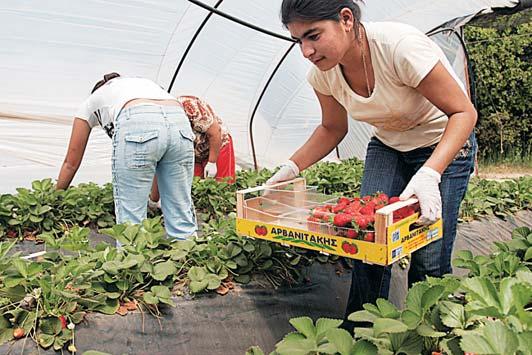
<box><xmin>125</xmin><ymin>107</ymin><xmax>131</xmax><ymax>120</ymax></box>
<box><xmin>161</xmin><ymin>105</ymin><xmax>167</xmax><ymax>118</ymax></box>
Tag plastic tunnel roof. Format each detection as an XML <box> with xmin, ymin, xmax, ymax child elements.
<box><xmin>0</xmin><ymin>0</ymin><xmax>521</xmax><ymax>193</ymax></box>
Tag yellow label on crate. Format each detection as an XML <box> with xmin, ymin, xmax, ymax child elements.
<box><xmin>386</xmin><ymin>213</ymin><xmax>443</xmax><ymax>263</ymax></box>
<box><xmin>236</xmin><ymin>218</ymin><xmax>388</xmax><ymax>265</ymax></box>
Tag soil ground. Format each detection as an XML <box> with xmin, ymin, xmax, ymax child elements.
<box><xmin>476</xmin><ymin>162</ymin><xmax>532</xmax><ymax>180</ymax></box>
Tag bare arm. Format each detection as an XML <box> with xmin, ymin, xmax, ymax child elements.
<box><xmin>56</xmin><ymin>118</ymin><xmax>91</xmax><ymax>190</ymax></box>
<box><xmin>150</xmin><ymin>176</ymin><xmax>160</xmax><ymax>202</ymax></box>
<box><xmin>416</xmin><ymin>62</ymin><xmax>478</xmax><ymax>174</ymax></box>
<box><xmin>206</xmin><ymin>119</ymin><xmax>222</xmax><ymax>163</ymax></box>
<box><xmin>290</xmin><ymin>90</ymin><xmax>349</xmax><ymax>171</ymax></box>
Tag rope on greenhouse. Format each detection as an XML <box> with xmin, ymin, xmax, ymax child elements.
<box><xmin>187</xmin><ymin>0</ymin><xmax>296</xmax><ymax>43</ymax></box>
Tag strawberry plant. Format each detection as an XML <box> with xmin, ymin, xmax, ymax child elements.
<box><xmin>247</xmin><ymin>226</ymin><xmax>532</xmax><ymax>355</ymax></box>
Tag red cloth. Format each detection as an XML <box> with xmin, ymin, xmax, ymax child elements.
<box><xmin>194</xmin><ymin>134</ymin><xmax>236</xmax><ymax>184</ymax></box>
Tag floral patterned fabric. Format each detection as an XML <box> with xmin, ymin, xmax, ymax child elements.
<box><xmin>177</xmin><ymin>95</ymin><xmax>230</xmax><ymax>163</ymax></box>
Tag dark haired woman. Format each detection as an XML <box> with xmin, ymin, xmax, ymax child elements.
<box><xmin>268</xmin><ymin>0</ymin><xmax>477</xmax><ymax>329</ymax></box>
<box><xmin>56</xmin><ymin>73</ymin><xmax>197</xmax><ymax>241</ymax></box>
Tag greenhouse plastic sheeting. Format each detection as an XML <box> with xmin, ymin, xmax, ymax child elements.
<box><xmin>0</xmin><ymin>0</ymin><xmax>520</xmax><ymax>193</ymax></box>
<box><xmin>2</xmin><ymin>210</ymin><xmax>530</xmax><ymax>354</ymax></box>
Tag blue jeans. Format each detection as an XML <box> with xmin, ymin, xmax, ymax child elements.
<box><xmin>112</xmin><ymin>104</ymin><xmax>197</xmax><ymax>240</ymax></box>
<box><xmin>343</xmin><ymin>133</ymin><xmax>476</xmax><ymax>327</ymax></box>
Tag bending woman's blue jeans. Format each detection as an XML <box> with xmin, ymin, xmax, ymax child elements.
<box><xmin>112</xmin><ymin>104</ymin><xmax>197</xmax><ymax>240</ymax></box>
<box><xmin>343</xmin><ymin>133</ymin><xmax>476</xmax><ymax>328</ymax></box>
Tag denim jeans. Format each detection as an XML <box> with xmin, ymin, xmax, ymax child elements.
<box><xmin>112</xmin><ymin>104</ymin><xmax>197</xmax><ymax>240</ymax></box>
<box><xmin>343</xmin><ymin>133</ymin><xmax>476</xmax><ymax>328</ymax></box>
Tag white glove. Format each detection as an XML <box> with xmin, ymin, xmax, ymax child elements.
<box><xmin>204</xmin><ymin>162</ymin><xmax>218</xmax><ymax>178</ymax></box>
<box><xmin>266</xmin><ymin>160</ymin><xmax>299</xmax><ymax>185</ymax></box>
<box><xmin>399</xmin><ymin>166</ymin><xmax>442</xmax><ymax>224</ymax></box>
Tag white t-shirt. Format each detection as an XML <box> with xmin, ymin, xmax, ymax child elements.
<box><xmin>75</xmin><ymin>77</ymin><xmax>176</xmax><ymax>137</ymax></box>
<box><xmin>307</xmin><ymin>21</ymin><xmax>466</xmax><ymax>151</ymax></box>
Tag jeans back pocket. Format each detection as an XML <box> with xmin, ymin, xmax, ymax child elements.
<box><xmin>124</xmin><ymin>130</ymin><xmax>159</xmax><ymax>169</ymax></box>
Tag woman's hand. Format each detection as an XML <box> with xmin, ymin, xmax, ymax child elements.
<box><xmin>399</xmin><ymin>166</ymin><xmax>442</xmax><ymax>224</ymax></box>
<box><xmin>56</xmin><ymin>118</ymin><xmax>91</xmax><ymax>190</ymax></box>
<box><xmin>266</xmin><ymin>160</ymin><xmax>300</xmax><ymax>185</ymax></box>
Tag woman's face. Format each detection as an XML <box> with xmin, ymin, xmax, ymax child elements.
<box><xmin>287</xmin><ymin>16</ymin><xmax>353</xmax><ymax>71</ymax></box>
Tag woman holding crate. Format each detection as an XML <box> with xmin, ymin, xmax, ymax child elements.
<box><xmin>267</xmin><ymin>0</ymin><xmax>477</xmax><ymax>330</ymax></box>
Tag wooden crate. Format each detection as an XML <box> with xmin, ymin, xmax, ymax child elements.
<box><xmin>236</xmin><ymin>178</ymin><xmax>442</xmax><ymax>266</ymax></box>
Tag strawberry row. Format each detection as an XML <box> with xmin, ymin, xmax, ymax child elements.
<box><xmin>307</xmin><ymin>193</ymin><xmax>420</xmax><ymax>242</ymax></box>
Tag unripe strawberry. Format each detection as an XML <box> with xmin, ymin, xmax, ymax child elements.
<box><xmin>13</xmin><ymin>328</ymin><xmax>25</xmax><ymax>339</ymax></box>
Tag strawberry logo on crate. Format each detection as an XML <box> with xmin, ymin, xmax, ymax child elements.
<box><xmin>254</xmin><ymin>225</ymin><xmax>268</xmax><ymax>236</ymax></box>
<box><xmin>341</xmin><ymin>241</ymin><xmax>358</xmax><ymax>255</ymax></box>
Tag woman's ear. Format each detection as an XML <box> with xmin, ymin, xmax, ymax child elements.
<box><xmin>339</xmin><ymin>8</ymin><xmax>354</xmax><ymax>31</ymax></box>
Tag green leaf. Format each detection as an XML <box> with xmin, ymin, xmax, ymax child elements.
<box><xmin>289</xmin><ymin>317</ymin><xmax>316</xmax><ymax>339</ymax></box>
<box><xmin>315</xmin><ymin>318</ymin><xmax>343</xmax><ymax>339</ymax></box>
<box><xmin>420</xmin><ymin>285</ymin><xmax>445</xmax><ymax>314</ymax></box>
<box><xmin>188</xmin><ymin>266</ymin><xmax>207</xmax><ymax>282</ymax></box>
<box><xmin>405</xmin><ymin>283</ymin><xmax>429</xmax><ymax>315</ymax></box>
<box><xmin>189</xmin><ymin>280</ymin><xmax>209</xmax><ymax>293</ymax></box>
<box><xmin>234</xmin><ymin>274</ymin><xmax>251</xmax><ymax>284</ymax></box>
<box><xmin>205</xmin><ymin>274</ymin><xmax>222</xmax><ymax>290</ymax></box>
<box><xmin>0</xmin><ymin>329</ymin><xmax>14</xmax><ymax>345</ymax></box>
<box><xmin>152</xmin><ymin>260</ymin><xmax>177</xmax><ymax>281</ymax></box>
<box><xmin>524</xmin><ymin>247</ymin><xmax>532</xmax><ymax>261</ymax></box>
<box><xmin>245</xmin><ymin>346</ymin><xmax>265</xmax><ymax>355</ymax></box>
<box><xmin>39</xmin><ymin>317</ymin><xmax>62</xmax><ymax>335</ymax></box>
<box><xmin>95</xmin><ymin>298</ymin><xmax>119</xmax><ymax>315</ymax></box>
<box><xmin>439</xmin><ymin>301</ymin><xmax>465</xmax><ymax>329</ymax></box>
<box><xmin>376</xmin><ymin>298</ymin><xmax>400</xmax><ymax>319</ymax></box>
<box><xmin>12</xmin><ymin>259</ymin><xmax>28</xmax><ymax>278</ymax></box>
<box><xmin>462</xmin><ymin>277</ymin><xmax>501</xmax><ymax>311</ymax></box>
<box><xmin>401</xmin><ymin>310</ymin><xmax>421</xmax><ymax>329</ymax></box>
<box><xmin>38</xmin><ymin>333</ymin><xmax>55</xmax><ymax>348</ymax></box>
<box><xmin>373</xmin><ymin>318</ymin><xmax>408</xmax><ymax>337</ymax></box>
<box><xmin>276</xmin><ymin>337</ymin><xmax>316</xmax><ymax>355</ymax></box>
<box><xmin>325</xmin><ymin>328</ymin><xmax>353</xmax><ymax>355</ymax></box>
<box><xmin>348</xmin><ymin>310</ymin><xmax>378</xmax><ymax>324</ymax></box>
<box><xmin>151</xmin><ymin>286</ymin><xmax>171</xmax><ymax>299</ymax></box>
<box><xmin>116</xmin><ymin>280</ymin><xmax>129</xmax><ymax>291</ymax></box>
<box><xmin>351</xmin><ymin>340</ymin><xmax>378</xmax><ymax>355</ymax></box>
<box><xmin>389</xmin><ymin>331</ymin><xmax>424</xmax><ymax>355</ymax></box>
<box><xmin>143</xmin><ymin>292</ymin><xmax>158</xmax><ymax>305</ymax></box>
<box><xmin>416</xmin><ymin>323</ymin><xmax>446</xmax><ymax>338</ymax></box>
<box><xmin>460</xmin><ymin>321</ymin><xmax>519</xmax><ymax>354</ymax></box>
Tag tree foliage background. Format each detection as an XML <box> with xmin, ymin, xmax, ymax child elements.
<box><xmin>464</xmin><ymin>10</ymin><xmax>531</xmax><ymax>161</ymax></box>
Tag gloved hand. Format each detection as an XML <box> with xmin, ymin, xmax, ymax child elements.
<box><xmin>266</xmin><ymin>160</ymin><xmax>299</xmax><ymax>185</ymax></box>
<box><xmin>204</xmin><ymin>162</ymin><xmax>218</xmax><ymax>178</ymax></box>
<box><xmin>399</xmin><ymin>166</ymin><xmax>442</xmax><ymax>224</ymax></box>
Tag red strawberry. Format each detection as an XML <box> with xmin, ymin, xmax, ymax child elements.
<box><xmin>344</xmin><ymin>205</ymin><xmax>360</xmax><ymax>215</ymax></box>
<box><xmin>364</xmin><ymin>232</ymin><xmax>375</xmax><ymax>242</ymax></box>
<box><xmin>346</xmin><ymin>229</ymin><xmax>358</xmax><ymax>239</ymax></box>
<box><xmin>311</xmin><ymin>207</ymin><xmax>329</xmax><ymax>219</ymax></box>
<box><xmin>376</xmin><ymin>193</ymin><xmax>389</xmax><ymax>204</ymax></box>
<box><xmin>351</xmin><ymin>197</ymin><xmax>361</xmax><ymax>203</ymax></box>
<box><xmin>362</xmin><ymin>195</ymin><xmax>372</xmax><ymax>203</ymax></box>
<box><xmin>337</xmin><ymin>197</ymin><xmax>351</xmax><ymax>205</ymax></box>
<box><xmin>389</xmin><ymin>196</ymin><xmax>401</xmax><ymax>204</ymax></box>
<box><xmin>332</xmin><ymin>203</ymin><xmax>348</xmax><ymax>213</ymax></box>
<box><xmin>59</xmin><ymin>315</ymin><xmax>67</xmax><ymax>329</ymax></box>
<box><xmin>332</xmin><ymin>213</ymin><xmax>353</xmax><ymax>227</ymax></box>
<box><xmin>359</xmin><ymin>204</ymin><xmax>375</xmax><ymax>216</ymax></box>
<box><xmin>354</xmin><ymin>215</ymin><xmax>369</xmax><ymax>230</ymax></box>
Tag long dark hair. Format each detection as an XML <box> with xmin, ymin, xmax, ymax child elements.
<box><xmin>281</xmin><ymin>0</ymin><xmax>362</xmax><ymax>28</ymax></box>
<box><xmin>91</xmin><ymin>72</ymin><xmax>121</xmax><ymax>94</ymax></box>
